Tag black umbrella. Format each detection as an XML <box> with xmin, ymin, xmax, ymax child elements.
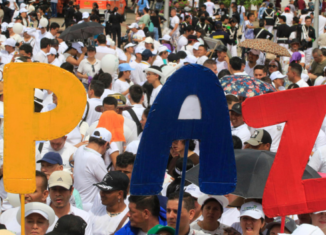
<box><xmin>185</xmin><ymin>149</ymin><xmax>320</xmax><ymax>198</ymax></box>
<box><xmin>59</xmin><ymin>22</ymin><xmax>104</xmax><ymax>41</ymax></box>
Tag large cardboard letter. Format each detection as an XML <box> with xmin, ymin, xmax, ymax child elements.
<box><xmin>130</xmin><ymin>64</ymin><xmax>236</xmax><ymax>196</ymax></box>
<box><xmin>4</xmin><ymin>63</ymin><xmax>86</xmax><ymax>194</ymax></box>
<box><xmin>242</xmin><ymin>86</ymin><xmax>326</xmax><ymax>217</ymax></box>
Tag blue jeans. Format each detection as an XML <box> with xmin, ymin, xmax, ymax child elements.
<box><xmin>51</xmin><ymin>2</ymin><xmax>57</xmax><ymax>17</ymax></box>
<box><xmin>153</xmin><ymin>27</ymin><xmax>159</xmax><ymax>41</ymax></box>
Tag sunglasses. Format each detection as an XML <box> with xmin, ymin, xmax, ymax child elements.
<box><xmin>269</xmin><ymin>65</ymin><xmax>277</xmax><ymax>68</ymax></box>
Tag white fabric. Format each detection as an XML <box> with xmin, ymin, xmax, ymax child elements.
<box><xmin>122</xmin><ymin>104</ymin><xmax>145</xmax><ymax>122</ymax></box>
<box><xmin>50</xmin><ymin>58</ymin><xmax>62</xmax><ymax>67</ymax></box>
<box><xmin>219</xmin><ymin>207</ymin><xmax>240</xmax><ymax>226</ymax></box>
<box><xmin>204</xmin><ymin>2</ymin><xmax>215</xmax><ymax>16</ymax></box>
<box><xmin>133</xmin><ymin>61</ymin><xmax>150</xmax><ymax>85</ymax></box>
<box><xmin>197</xmin><ymin>55</ymin><xmax>208</xmax><ymax>65</ymax></box>
<box><xmin>231</xmin><ymin>123</ymin><xmax>251</xmax><ymax>148</ymax></box>
<box><xmin>296</xmin><ymin>78</ymin><xmax>309</xmax><ymax>88</ymax></box>
<box><xmin>177</xmin><ymin>35</ymin><xmax>188</xmax><ymax>51</ymax></box>
<box><xmin>100</xmin><ymin>89</ymin><xmax>115</xmax><ymax>101</ymax></box>
<box><xmin>170</xmin><ymin>16</ymin><xmax>180</xmax><ymax>35</ymax></box>
<box><xmin>150</xmin><ymin>85</ymin><xmax>162</xmax><ymax>105</ymax></box>
<box><xmin>319</xmin><ymin>15</ymin><xmax>326</xmax><ymax>36</ymax></box>
<box><xmin>84</xmin><ymin>98</ymin><xmax>102</xmax><ymax>126</ymax></box>
<box><xmin>313</xmin><ymin>129</ymin><xmax>326</xmax><ymax>152</ymax></box>
<box><xmin>309</xmin><ymin>145</ymin><xmax>326</xmax><ymax>173</ymax></box>
<box><xmin>35</xmin><ymin>141</ymin><xmax>77</xmax><ymax>170</ymax></box>
<box><xmin>281</xmin><ymin>12</ymin><xmax>294</xmax><ymax>26</ymax></box>
<box><xmin>77</xmin><ymin>59</ymin><xmax>101</xmax><ymax>79</ymax></box>
<box><xmin>33</xmin><ymin>50</ymin><xmax>48</xmax><ymax>63</ymax></box>
<box><xmin>73</xmin><ymin>146</ymin><xmax>108</xmax><ymax>211</ymax></box>
<box><xmin>113</xmin><ymin>79</ymin><xmax>130</xmax><ymax>94</ymax></box>
<box><xmin>153</xmin><ymin>55</ymin><xmax>165</xmax><ymax>67</ymax></box>
<box><xmin>216</xmin><ymin>60</ymin><xmax>228</xmax><ymax>77</ymax></box>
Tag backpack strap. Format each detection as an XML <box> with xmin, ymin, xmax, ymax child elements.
<box><xmin>38</xmin><ymin>142</ymin><xmax>44</xmax><ymax>153</ymax></box>
<box><xmin>264</xmin><ymin>9</ymin><xmax>274</xmax><ymax>19</ymax></box>
<box><xmin>110</xmin><ymin>213</ymin><xmax>129</xmax><ymax>235</ymax></box>
<box><xmin>82</xmin><ymin>101</ymin><xmax>89</xmax><ymax>124</ymax></box>
<box><xmin>126</xmin><ymin>108</ymin><xmax>143</xmax><ymax>135</ymax></box>
<box><xmin>255</xmin><ymin>28</ymin><xmax>264</xmax><ymax>38</ymax></box>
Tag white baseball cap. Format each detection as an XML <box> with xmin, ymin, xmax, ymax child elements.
<box><xmin>158</xmin><ymin>45</ymin><xmax>170</xmax><ymax>54</ymax></box>
<box><xmin>19</xmin><ymin>8</ymin><xmax>28</xmax><ymax>13</ymax></box>
<box><xmin>17</xmin><ymin>202</ymin><xmax>56</xmax><ymax>227</ymax></box>
<box><xmin>91</xmin><ymin>127</ymin><xmax>112</xmax><ymax>142</ymax></box>
<box><xmin>135</xmin><ymin>46</ymin><xmax>145</xmax><ymax>54</ymax></box>
<box><xmin>144</xmin><ymin>37</ymin><xmax>154</xmax><ymax>44</ymax></box>
<box><xmin>124</xmin><ymin>43</ymin><xmax>136</xmax><ymax>49</ymax></box>
<box><xmin>313</xmin><ymin>210</ymin><xmax>326</xmax><ymax>214</ymax></box>
<box><xmin>34</xmin><ymin>88</ymin><xmax>44</xmax><ymax>106</ymax></box>
<box><xmin>48</xmin><ymin>170</ymin><xmax>73</xmax><ymax>190</ymax></box>
<box><xmin>3</xmin><ymin>38</ymin><xmax>16</xmax><ymax>47</ymax></box>
<box><xmin>82</xmin><ymin>12</ymin><xmax>90</xmax><ymax>19</ymax></box>
<box><xmin>184</xmin><ymin>184</ymin><xmax>203</xmax><ymax>199</ymax></box>
<box><xmin>159</xmin><ymin>35</ymin><xmax>171</xmax><ymax>41</ymax></box>
<box><xmin>198</xmin><ymin>194</ymin><xmax>229</xmax><ymax>208</ymax></box>
<box><xmin>279</xmin><ymin>224</ymin><xmax>324</xmax><ymax>235</ymax></box>
<box><xmin>72</xmin><ymin>42</ymin><xmax>82</xmax><ymax>54</ymax></box>
<box><xmin>270</xmin><ymin>71</ymin><xmax>286</xmax><ymax>81</ymax></box>
<box><xmin>240</xmin><ymin>201</ymin><xmax>265</xmax><ymax>219</ymax></box>
<box><xmin>184</xmin><ymin>54</ymin><xmax>197</xmax><ymax>64</ymax></box>
<box><xmin>128</xmin><ymin>22</ymin><xmax>139</xmax><ymax>29</ymax></box>
<box><xmin>193</xmin><ymin>42</ymin><xmax>203</xmax><ymax>50</ymax></box>
<box><xmin>7</xmin><ymin>22</ymin><xmax>14</xmax><ymax>28</ymax></box>
<box><xmin>46</xmin><ymin>47</ymin><xmax>57</xmax><ymax>56</ymax></box>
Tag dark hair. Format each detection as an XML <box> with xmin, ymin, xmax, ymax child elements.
<box><xmin>129</xmin><ymin>84</ymin><xmax>143</xmax><ymax>103</ymax></box>
<box><xmin>321</xmin><ymin>48</ymin><xmax>326</xmax><ymax>57</ymax></box>
<box><xmin>226</xmin><ymin>94</ymin><xmax>239</xmax><ymax>105</ymax></box>
<box><xmin>51</xmin><ymin>39</ymin><xmax>59</xmax><ymax>47</ymax></box>
<box><xmin>50</xmin><ymin>22</ymin><xmax>60</xmax><ymax>30</ymax></box>
<box><xmin>103</xmin><ymin>96</ymin><xmax>118</xmax><ymax>107</ymax></box>
<box><xmin>76</xmin><ymin>4</ymin><xmax>80</xmax><ymax>10</ymax></box>
<box><xmin>201</xmin><ymin>198</ymin><xmax>223</xmax><ymax>214</ymax></box>
<box><xmin>279</xmin><ymin>15</ymin><xmax>286</xmax><ymax>22</ymax></box>
<box><xmin>199</xmin><ymin>45</ymin><xmax>207</xmax><ymax>51</ymax></box>
<box><xmin>90</xmin><ymin>14</ymin><xmax>100</xmax><ymax>22</ymax></box>
<box><xmin>289</xmin><ymin>62</ymin><xmax>302</xmax><ymax>76</ymax></box>
<box><xmin>293</xmin><ymin>17</ymin><xmax>299</xmax><ymax>24</ymax></box>
<box><xmin>116</xmin><ymin>152</ymin><xmax>135</xmax><ymax>168</ymax></box>
<box><xmin>305</xmin><ymin>16</ymin><xmax>311</xmax><ymax>21</ymax></box>
<box><xmin>34</xmin><ymin>102</ymin><xmax>43</xmax><ymax>112</ymax></box>
<box><xmin>128</xmin><ymin>195</ymin><xmax>160</xmax><ymax>217</ymax></box>
<box><xmin>98</xmin><ymin>73</ymin><xmax>112</xmax><ymax>88</ymax></box>
<box><xmin>218</xmin><ymin>69</ymin><xmax>231</xmax><ymax>79</ymax></box>
<box><xmin>69</xmin><ymin>1</ymin><xmax>74</xmax><ymax>5</ymax></box>
<box><xmin>185</xmin><ymin>25</ymin><xmax>193</xmax><ymax>33</ymax></box>
<box><xmin>60</xmin><ymin>62</ymin><xmax>74</xmax><ymax>73</ymax></box>
<box><xmin>19</xmin><ymin>43</ymin><xmax>33</xmax><ymax>56</ymax></box>
<box><xmin>142</xmin><ymin>82</ymin><xmax>153</xmax><ymax>104</ymax></box>
<box><xmin>261</xmin><ymin>76</ymin><xmax>271</xmax><ymax>84</ymax></box>
<box><xmin>247</xmin><ymin>13</ymin><xmax>254</xmax><ymax>18</ymax></box>
<box><xmin>90</xmin><ymin>80</ymin><xmax>105</xmax><ymax>97</ymax></box>
<box><xmin>40</xmin><ymin>37</ymin><xmax>51</xmax><ymax>49</ymax></box>
<box><xmin>89</xmin><ymin>135</ymin><xmax>107</xmax><ymax>146</ymax></box>
<box><xmin>232</xmin><ymin>135</ymin><xmax>243</xmax><ymax>149</ymax></box>
<box><xmin>168</xmin><ymin>192</ymin><xmax>195</xmax><ymax>211</ymax></box>
<box><xmin>287</xmin><ymin>83</ymin><xmax>299</xmax><ymax>89</ymax></box>
<box><xmin>230</xmin><ymin>57</ymin><xmax>242</xmax><ymax>71</ymax></box>
<box><xmin>259</xmin><ymin>19</ymin><xmax>265</xmax><ymax>27</ymax></box>
<box><xmin>36</xmin><ymin>170</ymin><xmax>48</xmax><ymax>192</ymax></box>
<box><xmin>97</xmin><ymin>34</ymin><xmax>106</xmax><ymax>44</ymax></box>
<box><xmin>143</xmin><ymin>106</ymin><xmax>151</xmax><ymax>118</ymax></box>
<box><xmin>269</xmin><ymin>3</ymin><xmax>274</xmax><ymax>7</ymax></box>
<box><xmin>254</xmin><ymin>64</ymin><xmax>266</xmax><ymax>72</ymax></box>
<box><xmin>203</xmin><ymin>59</ymin><xmax>216</xmax><ymax>67</ymax></box>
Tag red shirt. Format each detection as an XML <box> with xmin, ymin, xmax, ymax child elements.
<box><xmin>298</xmin><ymin>0</ymin><xmax>306</xmax><ymax>10</ymax></box>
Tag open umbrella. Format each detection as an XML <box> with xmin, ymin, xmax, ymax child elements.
<box><xmin>59</xmin><ymin>22</ymin><xmax>104</xmax><ymax>41</ymax></box>
<box><xmin>220</xmin><ymin>75</ymin><xmax>276</xmax><ymax>97</ymax></box>
<box><xmin>239</xmin><ymin>39</ymin><xmax>291</xmax><ymax>57</ymax></box>
<box><xmin>185</xmin><ymin>149</ymin><xmax>320</xmax><ymax>198</ymax></box>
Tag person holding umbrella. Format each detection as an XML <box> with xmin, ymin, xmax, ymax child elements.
<box><xmin>239</xmin><ymin>202</ymin><xmax>265</xmax><ymax>235</ymax></box>
<box><xmin>63</xmin><ymin>42</ymin><xmax>87</xmax><ymax>66</ymax></box>
<box><xmin>190</xmin><ymin>195</ymin><xmax>229</xmax><ymax>235</ymax></box>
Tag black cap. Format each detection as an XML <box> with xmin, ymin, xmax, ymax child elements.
<box><xmin>290</xmin><ymin>38</ymin><xmax>300</xmax><ymax>45</ymax></box>
<box><xmin>230</xmin><ymin>103</ymin><xmax>241</xmax><ymax>115</ymax></box>
<box><xmin>0</xmin><ymin>224</ymin><xmax>7</xmax><ymax>230</ymax></box>
<box><xmin>216</xmin><ymin>45</ymin><xmax>227</xmax><ymax>52</ymax></box>
<box><xmin>45</xmin><ymin>215</ymin><xmax>87</xmax><ymax>235</ymax></box>
<box><xmin>87</xmin><ymin>46</ymin><xmax>96</xmax><ymax>51</ymax></box>
<box><xmin>94</xmin><ymin>171</ymin><xmax>129</xmax><ymax>192</ymax></box>
<box><xmin>15</xmin><ymin>15</ymin><xmax>23</xmax><ymax>20</ymax></box>
<box><xmin>177</xmin><ymin>51</ymin><xmax>187</xmax><ymax>59</ymax></box>
<box><xmin>168</xmin><ymin>53</ymin><xmax>179</xmax><ymax>63</ymax></box>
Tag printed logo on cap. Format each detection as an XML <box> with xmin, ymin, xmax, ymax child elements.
<box><xmin>251</xmin><ymin>131</ymin><xmax>259</xmax><ymax>138</ymax></box>
<box><xmin>242</xmin><ymin>205</ymin><xmax>259</xmax><ymax>212</ymax></box>
<box><xmin>57</xmin><ymin>177</ymin><xmax>63</xmax><ymax>182</ymax></box>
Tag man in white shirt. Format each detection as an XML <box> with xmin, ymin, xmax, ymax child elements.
<box><xmin>196</xmin><ymin>44</ymin><xmax>208</xmax><ymax>65</ymax></box>
<box><xmin>134</xmin><ymin>49</ymin><xmax>153</xmax><ymax>85</ymax></box>
<box><xmin>244</xmin><ymin>49</ymin><xmax>260</xmax><ymax>77</ymax></box>
<box><xmin>177</xmin><ymin>26</ymin><xmax>192</xmax><ymax>51</ymax></box>
<box><xmin>47</xmin><ymin>47</ymin><xmax>62</xmax><ymax>67</ymax></box>
<box><xmin>95</xmin><ymin>34</ymin><xmax>116</xmax><ymax>60</ymax></box>
<box><xmin>73</xmin><ymin>127</ymin><xmax>112</xmax><ymax>211</ymax></box>
<box><xmin>229</xmin><ymin>103</ymin><xmax>251</xmax><ymax>148</ymax></box>
<box><xmin>90</xmin><ymin>171</ymin><xmax>130</xmax><ymax>235</ymax></box>
<box><xmin>33</xmin><ymin>37</ymin><xmax>51</xmax><ymax>63</ymax></box>
<box><xmin>204</xmin><ymin>0</ymin><xmax>215</xmax><ymax>16</ymax></box>
<box><xmin>318</xmin><ymin>13</ymin><xmax>326</xmax><ymax>36</ymax></box>
<box><xmin>145</xmin><ymin>66</ymin><xmax>163</xmax><ymax>105</ymax></box>
<box><xmin>0</xmin><ymin>38</ymin><xmax>16</xmax><ymax>64</ymax></box>
<box><xmin>99</xmin><ymin>73</ymin><xmax>115</xmax><ymax>101</ymax></box>
<box><xmin>0</xmin><ymin>171</ymin><xmax>49</xmax><ymax>234</ymax></box>
<box><xmin>287</xmin><ymin>62</ymin><xmax>309</xmax><ymax>87</ymax></box>
<box><xmin>281</xmin><ymin>7</ymin><xmax>294</xmax><ymax>26</ymax></box>
<box><xmin>129</xmin><ymin>23</ymin><xmax>146</xmax><ymax>44</ymax></box>
<box><xmin>153</xmin><ymin>46</ymin><xmax>169</xmax><ymax>67</ymax></box>
<box><xmin>47</xmin><ymin>171</ymin><xmax>92</xmax><ymax>235</ymax></box>
<box><xmin>215</xmin><ymin>45</ymin><xmax>229</xmax><ymax>77</ymax></box>
<box><xmin>122</xmin><ymin>84</ymin><xmax>145</xmax><ymax>122</ymax></box>
<box><xmin>85</xmin><ymin>80</ymin><xmax>105</xmax><ymax>126</ymax></box>
<box><xmin>35</xmin><ymin>136</ymin><xmax>77</xmax><ymax>171</ymax></box>
<box><xmin>169</xmin><ymin>8</ymin><xmax>180</xmax><ymax>41</ymax></box>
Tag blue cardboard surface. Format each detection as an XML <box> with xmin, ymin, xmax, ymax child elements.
<box><xmin>130</xmin><ymin>64</ymin><xmax>237</xmax><ymax>195</ymax></box>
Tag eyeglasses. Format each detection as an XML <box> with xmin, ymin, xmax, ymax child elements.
<box><xmin>269</xmin><ymin>65</ymin><xmax>277</xmax><ymax>68</ymax></box>
<box><xmin>92</xmin><ymin>65</ymin><xmax>95</xmax><ymax>72</ymax></box>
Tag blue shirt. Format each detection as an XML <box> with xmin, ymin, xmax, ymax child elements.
<box><xmin>137</xmin><ymin>0</ymin><xmax>149</xmax><ymax>12</ymax></box>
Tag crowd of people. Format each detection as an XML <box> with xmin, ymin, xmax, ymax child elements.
<box><xmin>0</xmin><ymin>0</ymin><xmax>326</xmax><ymax>234</ymax></box>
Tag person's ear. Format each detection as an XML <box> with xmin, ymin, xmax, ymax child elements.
<box><xmin>59</xmin><ymin>165</ymin><xmax>63</xmax><ymax>170</ymax></box>
<box><xmin>143</xmin><ymin>209</ymin><xmax>150</xmax><ymax>219</ymax></box>
<box><xmin>189</xmin><ymin>209</ymin><xmax>195</xmax><ymax>221</ymax></box>
<box><xmin>70</xmin><ymin>186</ymin><xmax>74</xmax><ymax>195</ymax></box>
<box><xmin>43</xmin><ymin>190</ymin><xmax>49</xmax><ymax>202</ymax></box>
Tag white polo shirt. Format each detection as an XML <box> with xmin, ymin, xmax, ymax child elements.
<box><xmin>150</xmin><ymin>85</ymin><xmax>163</xmax><ymax>105</ymax></box>
<box><xmin>89</xmin><ymin>204</ymin><xmax>129</xmax><ymax>235</ymax></box>
<box><xmin>47</xmin><ymin>205</ymin><xmax>92</xmax><ymax>235</ymax></box>
<box><xmin>122</xmin><ymin>104</ymin><xmax>145</xmax><ymax>122</ymax></box>
<box><xmin>113</xmin><ymin>79</ymin><xmax>130</xmax><ymax>94</ymax></box>
<box><xmin>73</xmin><ymin>146</ymin><xmax>108</xmax><ymax>211</ymax></box>
<box><xmin>33</xmin><ymin>50</ymin><xmax>48</xmax><ymax>63</ymax></box>
<box><xmin>77</xmin><ymin>59</ymin><xmax>101</xmax><ymax>84</ymax></box>
<box><xmin>35</xmin><ymin>141</ymin><xmax>77</xmax><ymax>170</ymax></box>
<box><xmin>133</xmin><ymin>61</ymin><xmax>150</xmax><ymax>85</ymax></box>
<box><xmin>197</xmin><ymin>55</ymin><xmax>208</xmax><ymax>65</ymax></box>
<box><xmin>101</xmin><ymin>88</ymin><xmax>115</xmax><ymax>101</ymax></box>
<box><xmin>170</xmin><ymin>15</ymin><xmax>180</xmax><ymax>35</ymax></box>
<box><xmin>296</xmin><ymin>79</ymin><xmax>309</xmax><ymax>88</ymax></box>
<box><xmin>309</xmin><ymin>145</ymin><xmax>326</xmax><ymax>173</ymax></box>
<box><xmin>216</xmin><ymin>60</ymin><xmax>228</xmax><ymax>77</ymax></box>
<box><xmin>50</xmin><ymin>58</ymin><xmax>62</xmax><ymax>67</ymax></box>
<box><xmin>84</xmin><ymin>98</ymin><xmax>102</xmax><ymax>126</ymax></box>
<box><xmin>95</xmin><ymin>45</ymin><xmax>116</xmax><ymax>55</ymax></box>
<box><xmin>231</xmin><ymin>123</ymin><xmax>251</xmax><ymax>148</ymax></box>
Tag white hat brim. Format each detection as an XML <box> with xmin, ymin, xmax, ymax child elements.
<box><xmin>17</xmin><ymin>202</ymin><xmax>56</xmax><ymax>227</ymax></box>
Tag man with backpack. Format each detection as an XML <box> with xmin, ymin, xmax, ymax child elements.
<box><xmin>262</xmin><ymin>3</ymin><xmax>275</xmax><ymax>33</ymax></box>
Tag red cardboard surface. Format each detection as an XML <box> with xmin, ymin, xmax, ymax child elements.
<box><xmin>242</xmin><ymin>86</ymin><xmax>326</xmax><ymax>217</ymax></box>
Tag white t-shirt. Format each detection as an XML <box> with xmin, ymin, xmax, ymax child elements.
<box><xmin>231</xmin><ymin>123</ymin><xmax>251</xmax><ymax>148</ymax></box>
<box><xmin>309</xmin><ymin>145</ymin><xmax>326</xmax><ymax>173</ymax></box>
<box><xmin>204</xmin><ymin>2</ymin><xmax>215</xmax><ymax>16</ymax></box>
<box><xmin>296</xmin><ymin>79</ymin><xmax>309</xmax><ymax>87</ymax></box>
<box><xmin>171</xmin><ymin>16</ymin><xmax>180</xmax><ymax>35</ymax></box>
<box><xmin>84</xmin><ymin>98</ymin><xmax>102</xmax><ymax>126</ymax></box>
<box><xmin>237</xmin><ymin>5</ymin><xmax>245</xmax><ymax>16</ymax></box>
<box><xmin>150</xmin><ymin>85</ymin><xmax>162</xmax><ymax>105</ymax></box>
<box><xmin>122</xmin><ymin>104</ymin><xmax>145</xmax><ymax>122</ymax></box>
<box><xmin>8</xmin><ymin>0</ymin><xmax>16</xmax><ymax>10</ymax></box>
<box><xmin>319</xmin><ymin>15</ymin><xmax>326</xmax><ymax>36</ymax></box>
<box><xmin>73</xmin><ymin>146</ymin><xmax>108</xmax><ymax>211</ymax></box>
<box><xmin>89</xmin><ymin>205</ymin><xmax>129</xmax><ymax>235</ymax></box>
<box><xmin>216</xmin><ymin>60</ymin><xmax>228</xmax><ymax>77</ymax></box>
<box><xmin>113</xmin><ymin>79</ymin><xmax>130</xmax><ymax>94</ymax></box>
<box><xmin>35</xmin><ymin>141</ymin><xmax>77</xmax><ymax>170</ymax></box>
<box><xmin>281</xmin><ymin>12</ymin><xmax>294</xmax><ymax>27</ymax></box>
<box><xmin>101</xmin><ymin>88</ymin><xmax>115</xmax><ymax>101</ymax></box>
<box><xmin>50</xmin><ymin>58</ymin><xmax>62</xmax><ymax>67</ymax></box>
<box><xmin>219</xmin><ymin>208</ymin><xmax>240</xmax><ymax>227</ymax></box>
<box><xmin>33</xmin><ymin>50</ymin><xmax>48</xmax><ymax>63</ymax></box>
<box><xmin>177</xmin><ymin>35</ymin><xmax>188</xmax><ymax>51</ymax></box>
<box><xmin>77</xmin><ymin>59</ymin><xmax>101</xmax><ymax>79</ymax></box>
<box><xmin>244</xmin><ymin>61</ymin><xmax>256</xmax><ymax>77</ymax></box>
<box><xmin>132</xmin><ymin>30</ymin><xmax>146</xmax><ymax>43</ymax></box>
<box><xmin>133</xmin><ymin>61</ymin><xmax>150</xmax><ymax>85</ymax></box>
<box><xmin>96</xmin><ymin>45</ymin><xmax>116</xmax><ymax>55</ymax></box>
<box><xmin>197</xmin><ymin>55</ymin><xmax>208</xmax><ymax>65</ymax></box>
